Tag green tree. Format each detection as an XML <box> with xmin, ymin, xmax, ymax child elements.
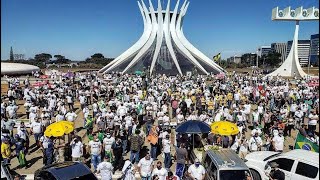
<box><xmin>54</xmin><ymin>55</ymin><xmax>65</xmax><ymax>60</ymax></box>
<box><xmin>265</xmin><ymin>52</ymin><xmax>281</xmax><ymax>67</ymax></box>
<box><xmin>91</xmin><ymin>53</ymin><xmax>104</xmax><ymax>59</ymax></box>
<box><xmin>34</xmin><ymin>53</ymin><xmax>52</xmax><ymax>62</ymax></box>
<box><xmin>10</xmin><ymin>46</ymin><xmax>14</xmax><ymax>61</ymax></box>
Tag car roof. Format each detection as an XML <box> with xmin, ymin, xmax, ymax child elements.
<box><xmin>38</xmin><ymin>161</ymin><xmax>93</xmax><ymax>179</ymax></box>
<box><xmin>283</xmin><ymin>149</ymin><xmax>319</xmax><ymax>165</ymax></box>
<box><xmin>206</xmin><ymin>149</ymin><xmax>249</xmax><ymax>170</ymax></box>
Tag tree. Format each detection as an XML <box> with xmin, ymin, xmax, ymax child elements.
<box><xmin>265</xmin><ymin>52</ymin><xmax>281</xmax><ymax>67</ymax></box>
<box><xmin>91</xmin><ymin>53</ymin><xmax>104</xmax><ymax>59</ymax></box>
<box><xmin>54</xmin><ymin>55</ymin><xmax>65</xmax><ymax>60</ymax></box>
<box><xmin>10</xmin><ymin>46</ymin><xmax>14</xmax><ymax>61</ymax></box>
<box><xmin>34</xmin><ymin>53</ymin><xmax>52</xmax><ymax>62</ymax></box>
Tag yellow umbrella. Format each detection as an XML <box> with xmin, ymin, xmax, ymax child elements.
<box><xmin>44</xmin><ymin>120</ymin><xmax>74</xmax><ymax>137</ymax></box>
<box><xmin>210</xmin><ymin>121</ymin><xmax>239</xmax><ymax>136</ymax></box>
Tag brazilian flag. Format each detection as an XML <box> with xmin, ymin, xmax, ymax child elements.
<box><xmin>213</xmin><ymin>53</ymin><xmax>221</xmax><ymax>63</ymax></box>
<box><xmin>294</xmin><ymin>132</ymin><xmax>319</xmax><ymax>152</ymax></box>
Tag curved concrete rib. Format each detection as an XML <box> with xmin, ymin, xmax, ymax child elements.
<box><xmin>170</xmin><ymin>0</ymin><xmax>208</xmax><ymax>75</ymax></box>
<box><xmin>267</xmin><ymin>22</ymin><xmax>307</xmax><ymax>78</ymax></box>
<box><xmin>149</xmin><ymin>0</ymin><xmax>164</xmax><ymax>75</ymax></box>
<box><xmin>162</xmin><ymin>0</ymin><xmax>183</xmax><ymax>76</ymax></box>
<box><xmin>177</xmin><ymin>1</ymin><xmax>224</xmax><ymax>73</ymax></box>
<box><xmin>100</xmin><ymin>1</ymin><xmax>148</xmax><ymax>73</ymax></box>
<box><xmin>122</xmin><ymin>0</ymin><xmax>158</xmax><ymax>73</ymax></box>
<box><xmin>104</xmin><ymin>0</ymin><xmax>152</xmax><ymax>73</ymax></box>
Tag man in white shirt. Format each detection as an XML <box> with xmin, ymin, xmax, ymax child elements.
<box><xmin>308</xmin><ymin>110</ymin><xmax>319</xmax><ymax>135</ymax></box>
<box><xmin>70</xmin><ymin>136</ymin><xmax>83</xmax><ymax>162</ymax></box>
<box><xmin>272</xmin><ymin>131</ymin><xmax>284</xmax><ymax>152</ymax></box>
<box><xmin>162</xmin><ymin>134</ymin><xmax>171</xmax><ymax>169</ymax></box>
<box><xmin>294</xmin><ymin>108</ymin><xmax>304</xmax><ymax>129</ymax></box>
<box><xmin>152</xmin><ymin>161</ymin><xmax>168</xmax><ymax>180</ymax></box>
<box><xmin>65</xmin><ymin>110</ymin><xmax>77</xmax><ymax>124</ymax></box>
<box><xmin>79</xmin><ymin>94</ymin><xmax>86</xmax><ymax>110</ymax></box>
<box><xmin>187</xmin><ymin>158</ymin><xmax>205</xmax><ymax>180</ymax></box>
<box><xmin>97</xmin><ymin>155</ymin><xmax>113</xmax><ymax>180</ymax></box>
<box><xmin>252</xmin><ymin>109</ymin><xmax>259</xmax><ymax>129</ymax></box>
<box><xmin>30</xmin><ymin>118</ymin><xmax>43</xmax><ymax>147</ymax></box>
<box><xmin>138</xmin><ymin>153</ymin><xmax>154</xmax><ymax>179</ymax></box>
<box><xmin>249</xmin><ymin>132</ymin><xmax>262</xmax><ymax>152</ymax></box>
<box><xmin>103</xmin><ymin>133</ymin><xmax>115</xmax><ymax>162</ymax></box>
<box><xmin>88</xmin><ymin>134</ymin><xmax>102</xmax><ymax>172</ymax></box>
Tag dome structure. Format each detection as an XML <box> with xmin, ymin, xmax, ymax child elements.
<box><xmin>99</xmin><ymin>0</ymin><xmax>224</xmax><ymax>75</ymax></box>
<box><xmin>1</xmin><ymin>62</ymin><xmax>40</xmax><ymax>75</ymax></box>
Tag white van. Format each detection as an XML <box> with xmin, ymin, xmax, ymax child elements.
<box><xmin>244</xmin><ymin>149</ymin><xmax>319</xmax><ymax>180</ymax></box>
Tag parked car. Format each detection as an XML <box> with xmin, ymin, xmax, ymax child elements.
<box><xmin>34</xmin><ymin>161</ymin><xmax>98</xmax><ymax>180</ymax></box>
<box><xmin>245</xmin><ymin>149</ymin><xmax>319</xmax><ymax>180</ymax></box>
<box><xmin>202</xmin><ymin>149</ymin><xmax>253</xmax><ymax>180</ymax></box>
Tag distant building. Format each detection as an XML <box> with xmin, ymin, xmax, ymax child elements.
<box><xmin>309</xmin><ymin>34</ymin><xmax>319</xmax><ymax>66</ymax></box>
<box><xmin>241</xmin><ymin>53</ymin><xmax>257</xmax><ymax>66</ymax></box>
<box><xmin>227</xmin><ymin>55</ymin><xmax>241</xmax><ymax>64</ymax></box>
<box><xmin>286</xmin><ymin>40</ymin><xmax>310</xmax><ymax>66</ymax></box>
<box><xmin>271</xmin><ymin>43</ymin><xmax>287</xmax><ymax>63</ymax></box>
<box><xmin>257</xmin><ymin>46</ymin><xmax>271</xmax><ymax>57</ymax></box>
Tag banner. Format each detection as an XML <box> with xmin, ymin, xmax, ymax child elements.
<box><xmin>294</xmin><ymin>132</ymin><xmax>319</xmax><ymax>152</ymax></box>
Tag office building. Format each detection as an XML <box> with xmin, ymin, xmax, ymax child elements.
<box><xmin>227</xmin><ymin>55</ymin><xmax>241</xmax><ymax>64</ymax></box>
<box><xmin>257</xmin><ymin>46</ymin><xmax>271</xmax><ymax>57</ymax></box>
<box><xmin>309</xmin><ymin>34</ymin><xmax>319</xmax><ymax>66</ymax></box>
<box><xmin>271</xmin><ymin>43</ymin><xmax>287</xmax><ymax>63</ymax></box>
<box><xmin>286</xmin><ymin>40</ymin><xmax>310</xmax><ymax>66</ymax></box>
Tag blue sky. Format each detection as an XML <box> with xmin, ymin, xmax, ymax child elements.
<box><xmin>1</xmin><ymin>0</ymin><xmax>319</xmax><ymax>60</ymax></box>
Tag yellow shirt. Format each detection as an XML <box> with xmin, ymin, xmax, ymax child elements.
<box><xmin>207</xmin><ymin>101</ymin><xmax>214</xmax><ymax>110</ymax></box>
<box><xmin>227</xmin><ymin>93</ymin><xmax>233</xmax><ymax>101</ymax></box>
<box><xmin>191</xmin><ymin>96</ymin><xmax>197</xmax><ymax>104</ymax></box>
<box><xmin>1</xmin><ymin>143</ymin><xmax>11</xmax><ymax>159</ymax></box>
<box><xmin>201</xmin><ymin>97</ymin><xmax>206</xmax><ymax>105</ymax></box>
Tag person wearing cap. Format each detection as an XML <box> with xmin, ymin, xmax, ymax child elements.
<box><xmin>13</xmin><ymin>134</ymin><xmax>27</xmax><ymax>168</ymax></box>
<box><xmin>266</xmin><ymin>162</ymin><xmax>285</xmax><ymax>180</ymax></box>
<box><xmin>97</xmin><ymin>155</ymin><xmax>114</xmax><ymax>180</ymax></box>
<box><xmin>187</xmin><ymin>158</ymin><xmax>205</xmax><ymax>180</ymax></box>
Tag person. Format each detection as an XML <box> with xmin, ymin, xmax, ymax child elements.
<box><xmin>129</xmin><ymin>129</ymin><xmax>143</xmax><ymax>164</ymax></box>
<box><xmin>165</xmin><ymin>171</ymin><xmax>180</xmax><ymax>180</ymax></box>
<box><xmin>138</xmin><ymin>153</ymin><xmax>154</xmax><ymax>180</ymax></box>
<box><xmin>152</xmin><ymin>161</ymin><xmax>168</xmax><ymax>180</ymax></box>
<box><xmin>267</xmin><ymin>162</ymin><xmax>285</xmax><ymax>180</ymax></box>
<box><xmin>54</xmin><ymin>136</ymin><xmax>66</xmax><ymax>163</ymax></box>
<box><xmin>162</xmin><ymin>134</ymin><xmax>171</xmax><ymax>169</ymax></box>
<box><xmin>112</xmin><ymin>137</ymin><xmax>123</xmax><ymax>171</ymax></box>
<box><xmin>39</xmin><ymin>135</ymin><xmax>49</xmax><ymax>165</ymax></box>
<box><xmin>174</xmin><ymin>143</ymin><xmax>188</xmax><ymax>179</ymax></box>
<box><xmin>249</xmin><ymin>132</ymin><xmax>262</xmax><ymax>152</ymax></box>
<box><xmin>45</xmin><ymin>137</ymin><xmax>55</xmax><ymax>165</ymax></box>
<box><xmin>88</xmin><ymin>134</ymin><xmax>102</xmax><ymax>172</ymax></box>
<box><xmin>13</xmin><ymin>134</ymin><xmax>27</xmax><ymax>169</ymax></box>
<box><xmin>97</xmin><ymin>155</ymin><xmax>114</xmax><ymax>180</ymax></box>
<box><xmin>103</xmin><ymin>132</ymin><xmax>115</xmax><ymax>163</ymax></box>
<box><xmin>122</xmin><ymin>159</ymin><xmax>136</xmax><ymax>180</ymax></box>
<box><xmin>187</xmin><ymin>158</ymin><xmax>205</xmax><ymax>180</ymax></box>
<box><xmin>272</xmin><ymin>130</ymin><xmax>284</xmax><ymax>152</ymax></box>
<box><xmin>1</xmin><ymin>138</ymin><xmax>11</xmax><ymax>165</ymax></box>
<box><xmin>70</xmin><ymin>136</ymin><xmax>83</xmax><ymax>162</ymax></box>
<box><xmin>30</xmin><ymin>117</ymin><xmax>43</xmax><ymax>149</ymax></box>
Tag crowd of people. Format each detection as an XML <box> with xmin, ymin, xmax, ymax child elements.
<box><xmin>1</xmin><ymin>70</ymin><xmax>319</xmax><ymax>180</ymax></box>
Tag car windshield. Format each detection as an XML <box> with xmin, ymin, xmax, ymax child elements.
<box><xmin>219</xmin><ymin>170</ymin><xmax>252</xmax><ymax>180</ymax></box>
<box><xmin>263</xmin><ymin>153</ymin><xmax>281</xmax><ymax>161</ymax></box>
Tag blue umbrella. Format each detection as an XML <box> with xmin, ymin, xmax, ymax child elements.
<box><xmin>176</xmin><ymin>120</ymin><xmax>211</xmax><ymax>134</ymax></box>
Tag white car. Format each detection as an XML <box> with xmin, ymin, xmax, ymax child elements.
<box><xmin>244</xmin><ymin>149</ymin><xmax>319</xmax><ymax>180</ymax></box>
